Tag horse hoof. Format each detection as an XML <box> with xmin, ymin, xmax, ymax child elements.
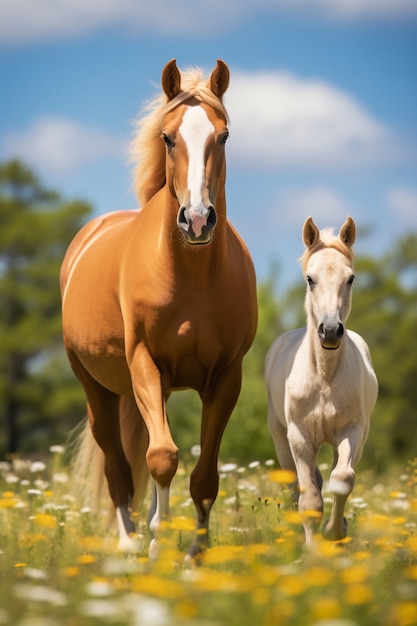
<box><xmin>148</xmin><ymin>538</ymin><xmax>159</xmax><ymax>560</ymax></box>
<box><xmin>117</xmin><ymin>535</ymin><xmax>141</xmax><ymax>553</ymax></box>
<box><xmin>185</xmin><ymin>543</ymin><xmax>204</xmax><ymax>566</ymax></box>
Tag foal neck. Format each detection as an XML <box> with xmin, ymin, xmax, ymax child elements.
<box><xmin>307</xmin><ymin>325</ymin><xmax>345</xmax><ymax>380</ymax></box>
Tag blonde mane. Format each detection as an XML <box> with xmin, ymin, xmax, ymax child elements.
<box><xmin>130</xmin><ymin>67</ymin><xmax>229</xmax><ymax>207</ymax></box>
<box><xmin>300</xmin><ymin>227</ymin><xmax>355</xmax><ymax>275</ymax></box>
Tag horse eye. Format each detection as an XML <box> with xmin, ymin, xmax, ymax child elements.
<box><xmin>306</xmin><ymin>275</ymin><xmax>315</xmax><ymax>287</ymax></box>
<box><xmin>220</xmin><ymin>131</ymin><xmax>229</xmax><ymax>145</ymax></box>
<box><xmin>162</xmin><ymin>133</ymin><xmax>174</xmax><ymax>151</ymax></box>
<box><xmin>347</xmin><ymin>275</ymin><xmax>355</xmax><ymax>285</ymax></box>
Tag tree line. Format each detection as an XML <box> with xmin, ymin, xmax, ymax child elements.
<box><xmin>1</xmin><ymin>160</ymin><xmax>416</xmax><ymax>471</ymax></box>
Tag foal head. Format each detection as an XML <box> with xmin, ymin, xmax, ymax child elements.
<box><xmin>301</xmin><ymin>216</ymin><xmax>356</xmax><ymax>350</ymax></box>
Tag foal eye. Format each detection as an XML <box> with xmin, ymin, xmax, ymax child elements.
<box><xmin>347</xmin><ymin>275</ymin><xmax>355</xmax><ymax>285</ymax></box>
<box><xmin>306</xmin><ymin>275</ymin><xmax>315</xmax><ymax>288</ymax></box>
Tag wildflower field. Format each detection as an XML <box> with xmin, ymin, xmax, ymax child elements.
<box><xmin>0</xmin><ymin>448</ymin><xmax>416</xmax><ymax>626</ymax></box>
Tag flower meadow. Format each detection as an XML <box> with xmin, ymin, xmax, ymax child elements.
<box><xmin>0</xmin><ymin>448</ymin><xmax>417</xmax><ymax>626</ymax></box>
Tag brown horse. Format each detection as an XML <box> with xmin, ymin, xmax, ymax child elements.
<box><xmin>60</xmin><ymin>59</ymin><xmax>257</xmax><ymax>558</ymax></box>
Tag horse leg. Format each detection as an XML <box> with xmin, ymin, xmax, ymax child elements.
<box><xmin>322</xmin><ymin>426</ymin><xmax>364</xmax><ymax>541</ymax></box>
<box><xmin>68</xmin><ymin>353</ymin><xmax>137</xmax><ymax>551</ymax></box>
<box><xmin>87</xmin><ymin>394</ymin><xmax>139</xmax><ymax>551</ymax></box>
<box><xmin>187</xmin><ymin>363</ymin><xmax>242</xmax><ymax>561</ymax></box>
<box><xmin>267</xmin><ymin>403</ymin><xmax>299</xmax><ymax>506</ymax></box>
<box><xmin>129</xmin><ymin>346</ymin><xmax>179</xmax><ymax>557</ymax></box>
<box><xmin>287</xmin><ymin>423</ymin><xmax>323</xmax><ymax>544</ymax></box>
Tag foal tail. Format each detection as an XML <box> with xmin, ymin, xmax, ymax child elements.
<box><xmin>71</xmin><ymin>395</ymin><xmax>150</xmax><ymax>521</ymax></box>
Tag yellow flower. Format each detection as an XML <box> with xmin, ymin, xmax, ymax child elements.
<box><xmin>77</xmin><ymin>554</ymin><xmax>97</xmax><ymax>565</ymax></box>
<box><xmin>285</xmin><ymin>511</ymin><xmax>303</xmax><ymax>525</ymax></box>
<box><xmin>341</xmin><ymin>564</ymin><xmax>369</xmax><ymax>584</ymax></box>
<box><xmin>406</xmin><ymin>535</ymin><xmax>417</xmax><ymax>554</ymax></box>
<box><xmin>78</xmin><ymin>536</ymin><xmax>116</xmax><ymax>552</ymax></box>
<box><xmin>62</xmin><ymin>566</ymin><xmax>81</xmax><ymax>577</ymax></box>
<box><xmin>305</xmin><ymin>566</ymin><xmax>334</xmax><ymax>587</ymax></box>
<box><xmin>0</xmin><ymin>498</ymin><xmax>18</xmax><ymax>508</ymax></box>
<box><xmin>312</xmin><ymin>598</ymin><xmax>340</xmax><ymax>620</ymax></box>
<box><xmin>343</xmin><ymin>583</ymin><xmax>373</xmax><ymax>605</ymax></box>
<box><xmin>131</xmin><ymin>575</ymin><xmax>184</xmax><ymax>599</ymax></box>
<box><xmin>33</xmin><ymin>513</ymin><xmax>57</xmax><ymax>529</ymax></box>
<box><xmin>279</xmin><ymin>575</ymin><xmax>305</xmax><ymax>597</ymax></box>
<box><xmin>191</xmin><ymin>570</ymin><xmax>253</xmax><ymax>593</ymax></box>
<box><xmin>166</xmin><ymin>516</ymin><xmax>196</xmax><ymax>531</ymax></box>
<box><xmin>203</xmin><ymin>545</ymin><xmax>244</xmax><ymax>565</ymax></box>
<box><xmin>389</xmin><ymin>602</ymin><xmax>417</xmax><ymax>626</ymax></box>
<box><xmin>268</xmin><ymin>469</ymin><xmax>297</xmax><ymax>484</ymax></box>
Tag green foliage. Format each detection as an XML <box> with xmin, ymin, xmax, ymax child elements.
<box><xmin>349</xmin><ymin>240</ymin><xmax>417</xmax><ymax>470</ymax></box>
<box><xmin>0</xmin><ymin>160</ymin><xmax>92</xmax><ymax>455</ymax></box>
<box><xmin>1</xmin><ymin>160</ymin><xmax>416</xmax><ymax>472</ymax></box>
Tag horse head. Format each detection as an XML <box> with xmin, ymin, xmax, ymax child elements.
<box><xmin>160</xmin><ymin>59</ymin><xmax>230</xmax><ymax>244</ymax></box>
<box><xmin>302</xmin><ymin>216</ymin><xmax>356</xmax><ymax>350</ymax></box>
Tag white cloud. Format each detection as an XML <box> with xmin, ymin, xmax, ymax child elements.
<box><xmin>386</xmin><ymin>186</ymin><xmax>417</xmax><ymax>224</ymax></box>
<box><xmin>273</xmin><ymin>186</ymin><xmax>352</xmax><ymax>227</ymax></box>
<box><xmin>2</xmin><ymin>117</ymin><xmax>125</xmax><ymax>175</ymax></box>
<box><xmin>226</xmin><ymin>70</ymin><xmax>405</xmax><ymax>170</ymax></box>
<box><xmin>0</xmin><ymin>0</ymin><xmax>416</xmax><ymax>45</ymax></box>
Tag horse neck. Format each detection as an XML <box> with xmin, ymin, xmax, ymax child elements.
<box><xmin>158</xmin><ymin>188</ymin><xmax>228</xmax><ymax>278</ymax></box>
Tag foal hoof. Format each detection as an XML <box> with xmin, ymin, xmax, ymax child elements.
<box><xmin>322</xmin><ymin>516</ymin><xmax>348</xmax><ymax>541</ymax></box>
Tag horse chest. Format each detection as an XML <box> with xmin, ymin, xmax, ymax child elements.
<box><xmin>145</xmin><ymin>311</ymin><xmax>230</xmax><ymax>389</ymax></box>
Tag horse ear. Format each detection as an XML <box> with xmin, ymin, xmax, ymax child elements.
<box><xmin>303</xmin><ymin>216</ymin><xmax>320</xmax><ymax>249</ymax></box>
<box><xmin>210</xmin><ymin>59</ymin><xmax>230</xmax><ymax>100</ymax></box>
<box><xmin>339</xmin><ymin>216</ymin><xmax>356</xmax><ymax>247</ymax></box>
<box><xmin>162</xmin><ymin>59</ymin><xmax>181</xmax><ymax>101</ymax></box>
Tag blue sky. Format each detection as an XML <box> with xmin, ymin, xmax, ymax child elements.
<box><xmin>1</xmin><ymin>1</ymin><xmax>416</xmax><ymax>290</ymax></box>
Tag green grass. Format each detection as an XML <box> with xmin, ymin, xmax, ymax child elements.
<box><xmin>0</xmin><ymin>449</ymin><xmax>416</xmax><ymax>626</ymax></box>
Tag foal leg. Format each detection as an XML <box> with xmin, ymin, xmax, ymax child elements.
<box><xmin>267</xmin><ymin>405</ymin><xmax>299</xmax><ymax>506</ymax></box>
<box><xmin>188</xmin><ymin>364</ymin><xmax>242</xmax><ymax>561</ymax></box>
<box><xmin>287</xmin><ymin>424</ymin><xmax>323</xmax><ymax>544</ymax></box>
<box><xmin>322</xmin><ymin>427</ymin><xmax>363</xmax><ymax>541</ymax></box>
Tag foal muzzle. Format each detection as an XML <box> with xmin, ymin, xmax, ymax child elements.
<box><xmin>318</xmin><ymin>321</ymin><xmax>344</xmax><ymax>350</ymax></box>
<box><xmin>177</xmin><ymin>206</ymin><xmax>217</xmax><ymax>244</ymax></box>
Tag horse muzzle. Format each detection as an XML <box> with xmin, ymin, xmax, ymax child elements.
<box><xmin>318</xmin><ymin>321</ymin><xmax>344</xmax><ymax>350</ymax></box>
<box><xmin>177</xmin><ymin>206</ymin><xmax>217</xmax><ymax>244</ymax></box>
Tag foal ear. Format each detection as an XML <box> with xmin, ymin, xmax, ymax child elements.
<box><xmin>302</xmin><ymin>216</ymin><xmax>320</xmax><ymax>249</ymax></box>
<box><xmin>339</xmin><ymin>215</ymin><xmax>356</xmax><ymax>247</ymax></box>
<box><xmin>162</xmin><ymin>59</ymin><xmax>181</xmax><ymax>101</ymax></box>
<box><xmin>210</xmin><ymin>59</ymin><xmax>230</xmax><ymax>100</ymax></box>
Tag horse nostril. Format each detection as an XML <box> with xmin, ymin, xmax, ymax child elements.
<box><xmin>336</xmin><ymin>323</ymin><xmax>344</xmax><ymax>339</ymax></box>
<box><xmin>207</xmin><ymin>206</ymin><xmax>217</xmax><ymax>229</ymax></box>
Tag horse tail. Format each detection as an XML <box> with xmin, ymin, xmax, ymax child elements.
<box><xmin>70</xmin><ymin>417</ymin><xmax>108</xmax><ymax>515</ymax></box>
<box><xmin>70</xmin><ymin>395</ymin><xmax>149</xmax><ymax>521</ymax></box>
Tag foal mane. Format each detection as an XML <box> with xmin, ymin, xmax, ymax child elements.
<box><xmin>300</xmin><ymin>227</ymin><xmax>355</xmax><ymax>275</ymax></box>
<box><xmin>130</xmin><ymin>66</ymin><xmax>229</xmax><ymax>207</ymax></box>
